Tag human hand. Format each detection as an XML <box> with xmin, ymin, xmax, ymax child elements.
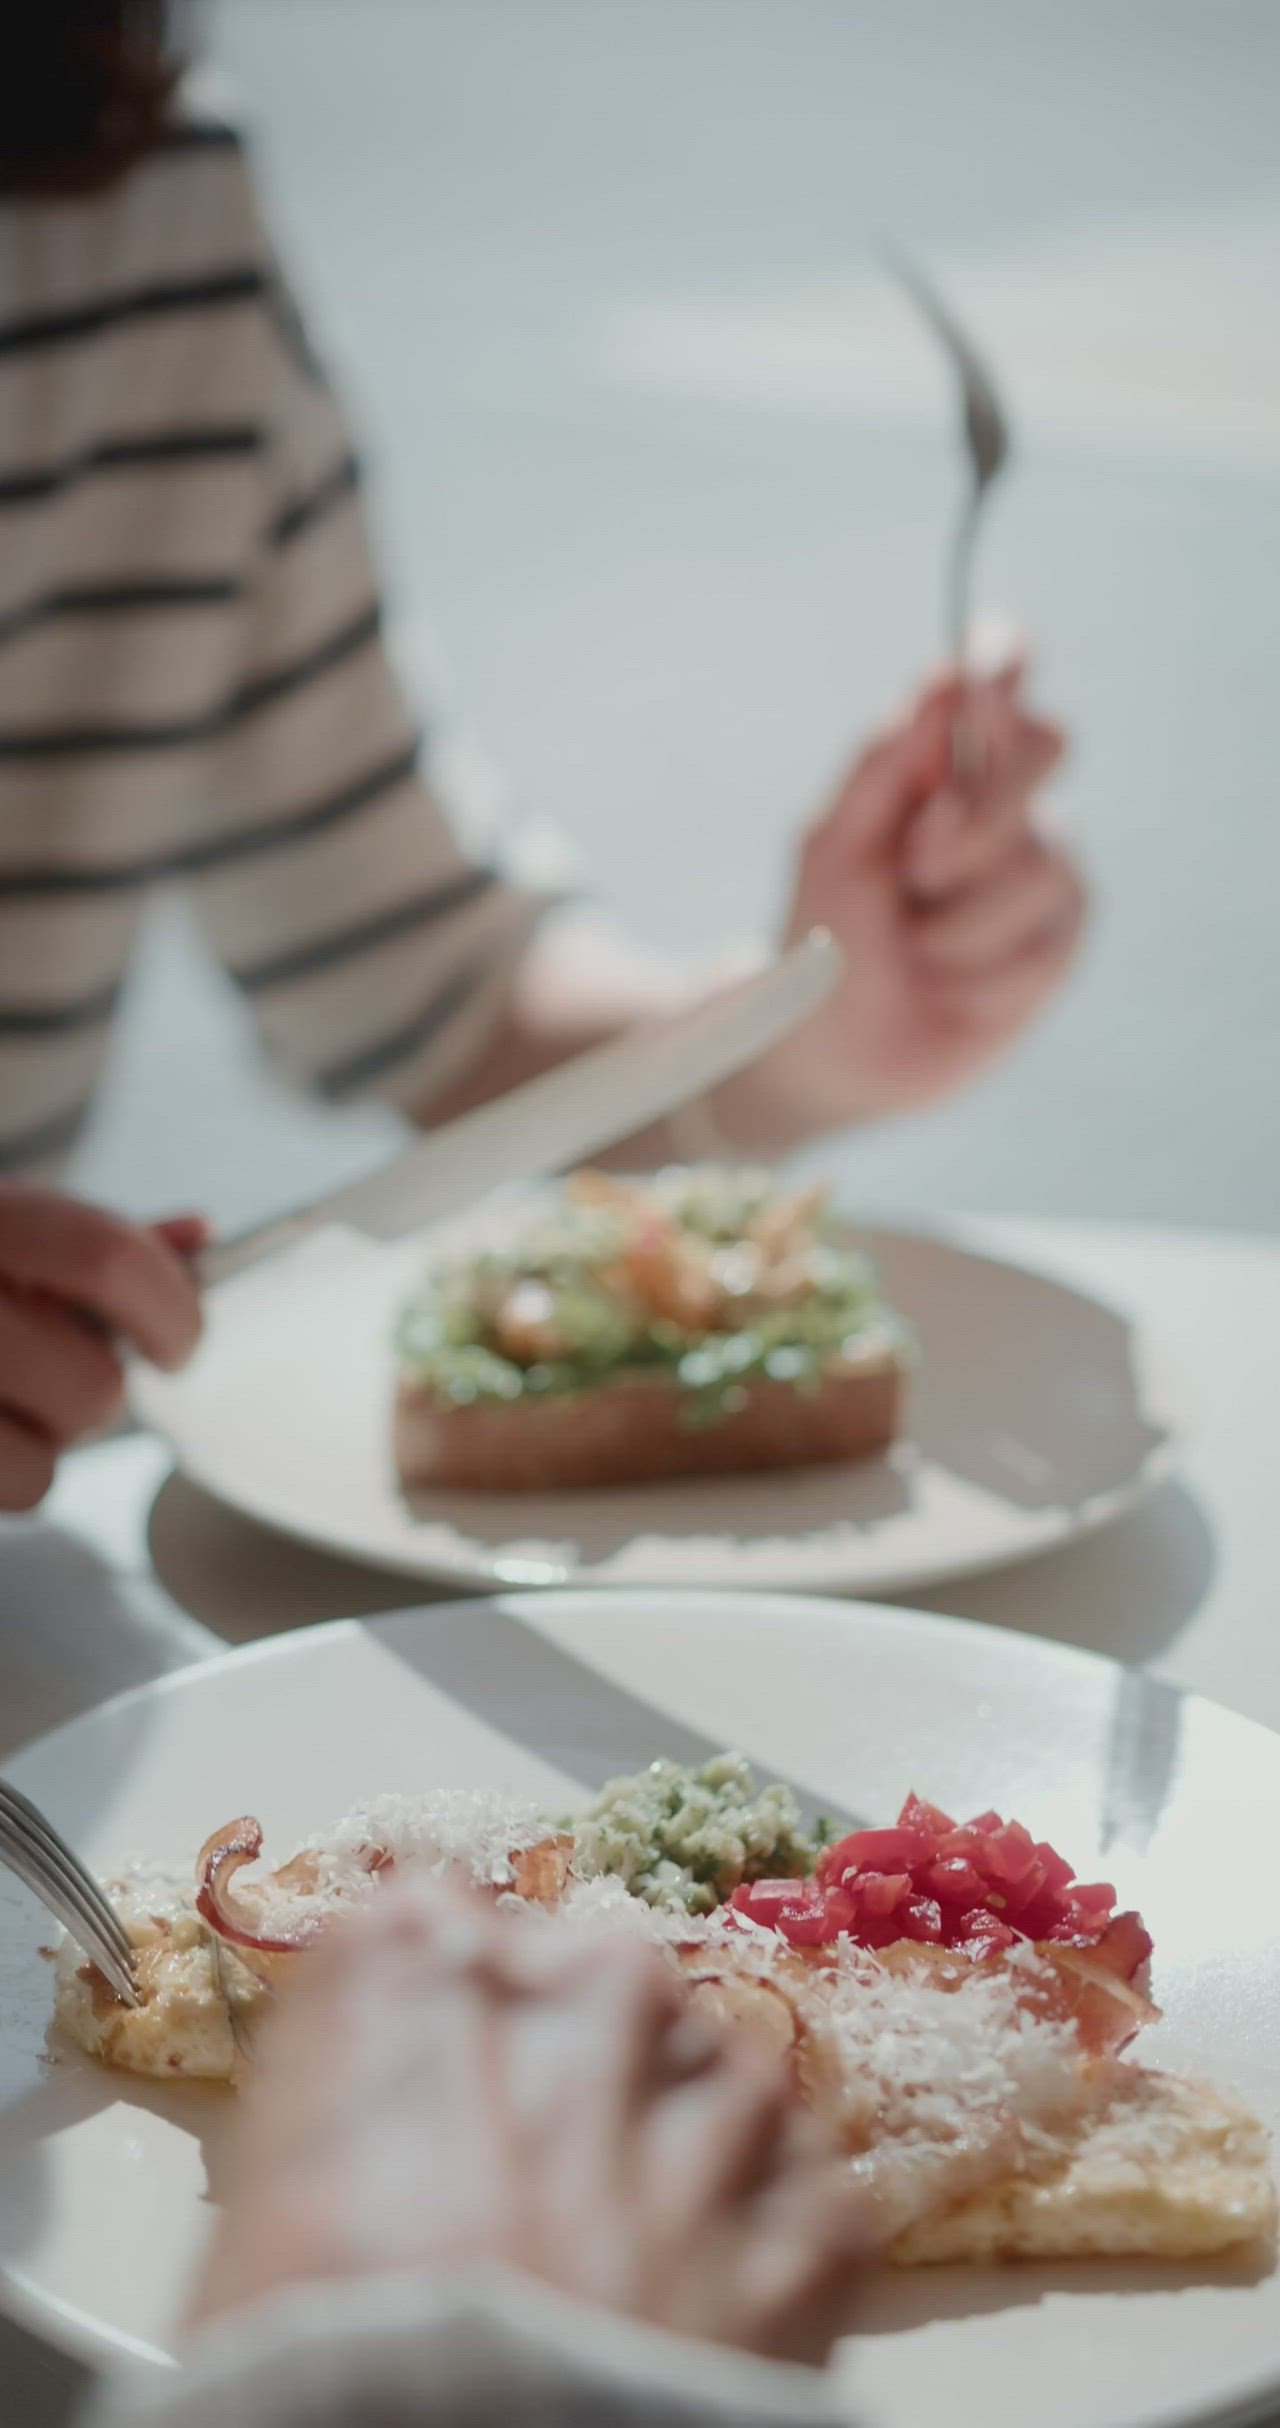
<box><xmin>0</xmin><ymin>1187</ymin><xmax>204</xmax><ymax>1510</ymax></box>
<box><xmin>190</xmin><ymin>1876</ymin><xmax>873</xmax><ymax>2367</ymax></box>
<box><xmin>732</xmin><ymin>653</ymin><xmax>1084</xmax><ymax>1146</ymax></box>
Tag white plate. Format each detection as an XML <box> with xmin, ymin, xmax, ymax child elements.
<box><xmin>131</xmin><ymin>1215</ymin><xmax>1181</xmax><ymax>1594</ymax></box>
<box><xmin>0</xmin><ymin>1592</ymin><xmax>1276</xmax><ymax>2428</ymax></box>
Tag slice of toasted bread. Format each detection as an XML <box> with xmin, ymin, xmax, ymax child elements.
<box><xmin>394</xmin><ymin>1345</ymin><xmax>905</xmax><ymax>1493</ymax></box>
<box><xmin>890</xmin><ymin>2066</ymin><xmax>1276</xmax><ymax>2264</ymax></box>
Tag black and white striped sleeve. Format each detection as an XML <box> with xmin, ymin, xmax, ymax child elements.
<box><xmin>186</xmin><ymin>220</ymin><xmax>552</xmax><ymax>1117</ymax></box>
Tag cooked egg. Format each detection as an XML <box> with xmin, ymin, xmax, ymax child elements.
<box><xmin>51</xmin><ymin>1870</ymin><xmax>253</xmax><ymax>2083</ymax></box>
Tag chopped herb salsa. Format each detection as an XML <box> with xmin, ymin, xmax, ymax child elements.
<box><xmin>571</xmin><ymin>1753</ymin><xmax>831</xmax><ymax>1915</ymax></box>
<box><xmin>395</xmin><ymin>1167</ymin><xmax>908</xmax><ymax>1424</ymax></box>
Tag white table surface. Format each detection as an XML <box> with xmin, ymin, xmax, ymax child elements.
<box><xmin>3</xmin><ymin>1212</ymin><xmax>1279</xmax><ymax>2426</ymax></box>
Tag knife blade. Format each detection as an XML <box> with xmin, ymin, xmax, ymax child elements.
<box><xmin>199</xmin><ymin>928</ymin><xmax>842</xmax><ymax>1288</ymax></box>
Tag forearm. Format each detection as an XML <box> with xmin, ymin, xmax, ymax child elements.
<box><xmin>414</xmin><ymin>911</ymin><xmax>809</xmax><ymax>1165</ymax></box>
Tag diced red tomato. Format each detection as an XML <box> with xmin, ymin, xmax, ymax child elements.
<box><xmin>1010</xmin><ymin>1894</ymin><xmax>1066</xmax><ymax>1944</ymax></box>
<box><xmin>923</xmin><ymin>1857</ymin><xmax>987</xmax><ymax>1905</ymax></box>
<box><xmin>725</xmin><ymin>1794</ymin><xmax>1149</xmax><ymax>1973</ymax></box>
<box><xmin>733</xmin><ymin>1878</ymin><xmax>802</xmax><ymax>1914</ymax></box>
<box><xmin>821</xmin><ymin>1885</ymin><xmax>859</xmax><ymax>1936</ymax></box>
<box><xmin>897</xmin><ymin>1792</ymin><xmax>956</xmax><ymax>1836</ymax></box>
<box><xmin>899</xmin><ymin>1893</ymin><xmax>944</xmax><ymax>1943</ymax></box>
<box><xmin>818</xmin><ymin>1826</ymin><xmax>932</xmax><ymax>1884</ymax></box>
<box><xmin>855</xmin><ymin>1909</ymin><xmax>908</xmax><ymax>1949</ymax></box>
<box><xmin>1002</xmin><ymin>1862</ymin><xmax>1048</xmax><ymax>1911</ymax></box>
<box><xmin>731</xmin><ymin>1881</ymin><xmax>827</xmax><ymax>1942</ymax></box>
<box><xmin>770</xmin><ymin>1901</ymin><xmax>836</xmax><ymax>1946</ymax></box>
<box><xmin>859</xmin><ymin>1869</ymin><xmax>912</xmax><ymax>1917</ymax></box>
<box><xmin>953</xmin><ymin>1907</ymin><xmax>1018</xmax><ymax>1958</ymax></box>
<box><xmin>1035</xmin><ymin>1841</ymin><xmax>1075</xmax><ymax>1894</ymax></box>
<box><xmin>975</xmin><ymin>1820</ymin><xmax>1040</xmax><ymax>1885</ymax></box>
<box><xmin>1070</xmin><ymin>1880</ymin><xmax>1117</xmax><ymax>1915</ymax></box>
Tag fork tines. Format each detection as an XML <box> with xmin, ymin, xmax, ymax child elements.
<box><xmin>0</xmin><ymin>1780</ymin><xmax>138</xmax><ymax>2005</ymax></box>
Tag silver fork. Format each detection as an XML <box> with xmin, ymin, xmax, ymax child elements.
<box><xmin>881</xmin><ymin>239</ymin><xmax>1012</xmax><ymax>777</ymax></box>
<box><xmin>0</xmin><ymin>1779</ymin><xmax>138</xmax><ymax>2006</ymax></box>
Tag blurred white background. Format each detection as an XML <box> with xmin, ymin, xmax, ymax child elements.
<box><xmin>73</xmin><ymin>0</ymin><xmax>1280</xmax><ymax>1231</ymax></box>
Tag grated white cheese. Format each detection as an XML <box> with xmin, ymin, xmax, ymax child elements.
<box><xmin>77</xmin><ymin>1861</ymin><xmax>197</xmax><ymax>1939</ymax></box>
<box><xmin>522</xmin><ymin>1879</ymin><xmax>1094</xmax><ymax>2220</ymax></box>
<box><xmin>803</xmin><ymin>1941</ymin><xmax>1095</xmax><ymax>2234</ymax></box>
<box><xmin>541</xmin><ymin>1893</ymin><xmax>1097</xmax><ymax>2237</ymax></box>
<box><xmin>819</xmin><ymin>1941</ymin><xmax>1086</xmax><ymax>2146</ymax></box>
<box><xmin>252</xmin><ymin>1791</ymin><xmax>553</xmax><ymax>1933</ymax></box>
<box><xmin>553</xmin><ymin>1870</ymin><xmax>723</xmax><ymax>1943</ymax></box>
<box><xmin>64</xmin><ymin>1808</ymin><xmax>1109</xmax><ymax>2212</ymax></box>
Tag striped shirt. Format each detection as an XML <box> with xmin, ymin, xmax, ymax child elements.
<box><xmin>0</xmin><ymin>105</ymin><xmax>545</xmax><ymax>1177</ymax></box>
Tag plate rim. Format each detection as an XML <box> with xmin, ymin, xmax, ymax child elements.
<box><xmin>128</xmin><ymin>1216</ymin><xmax>1188</xmax><ymax>1596</ymax></box>
<box><xmin>4</xmin><ymin>1587</ymin><xmax>1280</xmax><ymax>2407</ymax></box>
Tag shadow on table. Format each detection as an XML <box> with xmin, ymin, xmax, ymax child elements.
<box><xmin>147</xmin><ymin>1459</ymin><xmax>1220</xmax><ymax>1678</ymax></box>
<box><xmin>0</xmin><ymin>2316</ymin><xmax>85</xmax><ymax>2428</ymax></box>
<box><xmin>146</xmin><ymin>1470</ymin><xmax>430</xmax><ymax>1642</ymax></box>
<box><xmin>0</xmin><ymin>1522</ymin><xmax>200</xmax><ymax>1757</ymax></box>
<box><xmin>146</xmin><ymin>1456</ymin><xmax>922</xmax><ymax>1635</ymax></box>
<box><xmin>902</xmin><ymin>1476</ymin><xmax>1219</xmax><ymax>1668</ymax></box>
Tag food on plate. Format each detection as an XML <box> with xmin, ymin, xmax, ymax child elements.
<box><xmin>890</xmin><ymin>2069</ymin><xmax>1273</xmax><ymax>2264</ymax></box>
<box><xmin>392</xmin><ymin>1167</ymin><xmax>910</xmax><ymax>1491</ymax></box>
<box><xmin>571</xmin><ymin>1751</ymin><xmax>825</xmax><ymax>1914</ymax></box>
<box><xmin>53</xmin><ymin>1761</ymin><xmax>1274</xmax><ymax>2268</ymax></box>
<box><xmin>52</xmin><ymin>1795</ymin><xmax>571</xmax><ymax>2078</ymax></box>
<box><xmin>52</xmin><ymin>1869</ymin><xmax>251</xmax><ymax>2081</ymax></box>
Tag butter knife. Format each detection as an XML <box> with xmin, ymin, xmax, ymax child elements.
<box><xmin>199</xmin><ymin>929</ymin><xmax>842</xmax><ymax>1287</ymax></box>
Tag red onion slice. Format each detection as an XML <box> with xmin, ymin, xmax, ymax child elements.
<box><xmin>196</xmin><ymin>1817</ymin><xmax>322</xmax><ymax>1957</ymax></box>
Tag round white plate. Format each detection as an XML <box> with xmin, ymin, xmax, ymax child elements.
<box><xmin>1</xmin><ymin>1592</ymin><xmax>1277</xmax><ymax>2428</ymax></box>
<box><xmin>131</xmin><ymin>1215</ymin><xmax>1181</xmax><ymax>1594</ymax></box>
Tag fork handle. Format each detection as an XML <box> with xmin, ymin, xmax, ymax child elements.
<box><xmin>948</xmin><ymin>486</ymin><xmax>986</xmax><ymax>787</ymax></box>
<box><xmin>949</xmin><ymin>484</ymin><xmax>981</xmax><ymax>666</ymax></box>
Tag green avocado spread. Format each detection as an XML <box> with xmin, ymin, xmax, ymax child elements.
<box><xmin>394</xmin><ymin>1166</ymin><xmax>908</xmax><ymax>1424</ymax></box>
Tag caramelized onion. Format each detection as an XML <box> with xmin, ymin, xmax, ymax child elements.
<box><xmin>194</xmin><ymin>1815</ymin><xmax>574</xmax><ymax>1987</ymax></box>
<box><xmin>195</xmin><ymin>1816</ymin><xmax>322</xmax><ymax>1987</ymax></box>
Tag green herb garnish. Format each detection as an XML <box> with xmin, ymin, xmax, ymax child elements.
<box><xmin>394</xmin><ymin>1167</ymin><xmax>907</xmax><ymax>1423</ymax></box>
